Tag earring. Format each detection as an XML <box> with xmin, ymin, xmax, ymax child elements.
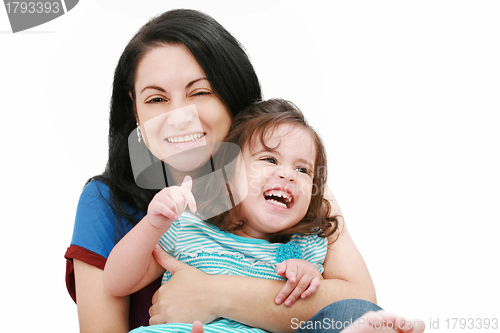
<box><xmin>136</xmin><ymin>123</ymin><xmax>142</xmax><ymax>143</ymax></box>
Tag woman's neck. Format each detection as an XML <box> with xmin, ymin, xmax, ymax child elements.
<box><xmin>162</xmin><ymin>159</ymin><xmax>214</xmax><ymax>186</ymax></box>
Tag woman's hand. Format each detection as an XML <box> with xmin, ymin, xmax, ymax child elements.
<box><xmin>147</xmin><ymin>176</ymin><xmax>197</xmax><ymax>229</ymax></box>
<box><xmin>149</xmin><ymin>247</ymin><xmax>218</xmax><ymax>325</ymax></box>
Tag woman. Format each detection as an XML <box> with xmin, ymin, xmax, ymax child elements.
<box><xmin>65</xmin><ymin>9</ymin><xmax>378</xmax><ymax>333</ymax></box>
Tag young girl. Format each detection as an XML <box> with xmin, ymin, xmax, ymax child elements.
<box><xmin>104</xmin><ymin>99</ymin><xmax>340</xmax><ymax>332</ymax></box>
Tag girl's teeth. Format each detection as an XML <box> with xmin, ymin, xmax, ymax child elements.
<box><xmin>266</xmin><ymin>198</ymin><xmax>288</xmax><ymax>208</ymax></box>
<box><xmin>264</xmin><ymin>191</ymin><xmax>291</xmax><ymax>203</ymax></box>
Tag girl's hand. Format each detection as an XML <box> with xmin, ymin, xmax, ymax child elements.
<box><xmin>147</xmin><ymin>176</ymin><xmax>197</xmax><ymax>229</ymax></box>
<box><xmin>275</xmin><ymin>259</ymin><xmax>323</xmax><ymax>307</ymax></box>
<box><xmin>191</xmin><ymin>321</ymin><xmax>204</xmax><ymax>333</ymax></box>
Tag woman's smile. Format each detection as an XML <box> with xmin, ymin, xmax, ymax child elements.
<box><xmin>164</xmin><ymin>132</ymin><xmax>206</xmax><ymax>144</ymax></box>
<box><xmin>163</xmin><ymin>131</ymin><xmax>207</xmax><ymax>149</ymax></box>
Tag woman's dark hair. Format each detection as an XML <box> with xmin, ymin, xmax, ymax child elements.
<box><xmin>91</xmin><ymin>9</ymin><xmax>262</xmax><ymax>238</ymax></box>
<box><xmin>199</xmin><ymin>99</ymin><xmax>339</xmax><ymax>243</ymax></box>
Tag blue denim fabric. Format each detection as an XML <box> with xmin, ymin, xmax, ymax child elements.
<box><xmin>294</xmin><ymin>299</ymin><xmax>382</xmax><ymax>333</ymax></box>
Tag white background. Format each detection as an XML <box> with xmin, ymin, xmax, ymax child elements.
<box><xmin>1</xmin><ymin>0</ymin><xmax>499</xmax><ymax>331</ymax></box>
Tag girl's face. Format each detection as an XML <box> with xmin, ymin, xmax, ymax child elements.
<box><xmin>133</xmin><ymin>44</ymin><xmax>232</xmax><ymax>171</ymax></box>
<box><xmin>234</xmin><ymin>124</ymin><xmax>316</xmax><ymax>240</ymax></box>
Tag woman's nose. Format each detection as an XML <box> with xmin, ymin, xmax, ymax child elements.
<box><xmin>167</xmin><ymin>104</ymin><xmax>195</xmax><ymax>129</ymax></box>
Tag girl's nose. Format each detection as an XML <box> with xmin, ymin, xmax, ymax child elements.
<box><xmin>277</xmin><ymin>167</ymin><xmax>295</xmax><ymax>182</ymax></box>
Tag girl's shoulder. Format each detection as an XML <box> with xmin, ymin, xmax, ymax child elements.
<box><xmin>289</xmin><ymin>233</ymin><xmax>329</xmax><ymax>262</ymax></box>
<box><xmin>173</xmin><ymin>212</ymin><xmax>221</xmax><ymax>233</ymax></box>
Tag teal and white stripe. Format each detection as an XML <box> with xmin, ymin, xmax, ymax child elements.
<box><xmin>130</xmin><ymin>318</ymin><xmax>269</xmax><ymax>333</ymax></box>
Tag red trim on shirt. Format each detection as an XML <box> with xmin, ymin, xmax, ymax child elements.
<box><xmin>64</xmin><ymin>244</ymin><xmax>161</xmax><ymax>329</ymax></box>
<box><xmin>64</xmin><ymin>245</ymin><xmax>107</xmax><ymax>302</ymax></box>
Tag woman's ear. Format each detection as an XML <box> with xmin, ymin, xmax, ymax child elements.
<box><xmin>129</xmin><ymin>91</ymin><xmax>139</xmax><ymax>123</ymax></box>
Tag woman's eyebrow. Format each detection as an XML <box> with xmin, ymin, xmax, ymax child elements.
<box><xmin>186</xmin><ymin>77</ymin><xmax>208</xmax><ymax>88</ymax></box>
<box><xmin>140</xmin><ymin>77</ymin><xmax>207</xmax><ymax>94</ymax></box>
<box><xmin>140</xmin><ymin>85</ymin><xmax>165</xmax><ymax>94</ymax></box>
<box><xmin>141</xmin><ymin>76</ymin><xmax>207</xmax><ymax>93</ymax></box>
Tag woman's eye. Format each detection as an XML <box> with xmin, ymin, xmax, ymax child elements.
<box><xmin>191</xmin><ymin>90</ymin><xmax>211</xmax><ymax>97</ymax></box>
<box><xmin>146</xmin><ymin>97</ymin><xmax>167</xmax><ymax>104</ymax></box>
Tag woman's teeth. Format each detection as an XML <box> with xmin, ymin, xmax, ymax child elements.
<box><xmin>165</xmin><ymin>133</ymin><xmax>205</xmax><ymax>143</ymax></box>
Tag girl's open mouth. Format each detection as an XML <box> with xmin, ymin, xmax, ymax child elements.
<box><xmin>263</xmin><ymin>189</ymin><xmax>293</xmax><ymax>209</ymax></box>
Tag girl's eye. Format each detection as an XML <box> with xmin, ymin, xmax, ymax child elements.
<box><xmin>296</xmin><ymin>167</ymin><xmax>313</xmax><ymax>177</ymax></box>
<box><xmin>262</xmin><ymin>157</ymin><xmax>277</xmax><ymax>164</ymax></box>
<box><xmin>296</xmin><ymin>167</ymin><xmax>309</xmax><ymax>174</ymax></box>
<box><xmin>146</xmin><ymin>97</ymin><xmax>167</xmax><ymax>104</ymax></box>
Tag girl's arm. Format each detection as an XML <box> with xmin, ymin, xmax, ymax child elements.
<box><xmin>150</xmin><ymin>221</ymin><xmax>376</xmax><ymax>333</ymax></box>
<box><xmin>74</xmin><ymin>259</ymin><xmax>130</xmax><ymax>333</ymax></box>
<box><xmin>103</xmin><ymin>215</ymin><xmax>168</xmax><ymax>296</ymax></box>
<box><xmin>104</xmin><ymin>177</ymin><xmax>197</xmax><ymax>296</ymax></box>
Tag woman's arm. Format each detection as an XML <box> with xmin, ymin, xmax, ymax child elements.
<box><xmin>104</xmin><ymin>216</ymin><xmax>167</xmax><ymax>296</ymax></box>
<box><xmin>150</xmin><ymin>223</ymin><xmax>376</xmax><ymax>333</ymax></box>
<box><xmin>74</xmin><ymin>259</ymin><xmax>130</xmax><ymax>333</ymax></box>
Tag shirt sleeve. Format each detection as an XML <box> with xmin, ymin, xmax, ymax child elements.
<box><xmin>158</xmin><ymin>219</ymin><xmax>179</xmax><ymax>255</ymax></box>
<box><xmin>70</xmin><ymin>180</ymin><xmax>133</xmax><ymax>258</ymax></box>
<box><xmin>292</xmin><ymin>234</ymin><xmax>328</xmax><ymax>274</ymax></box>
